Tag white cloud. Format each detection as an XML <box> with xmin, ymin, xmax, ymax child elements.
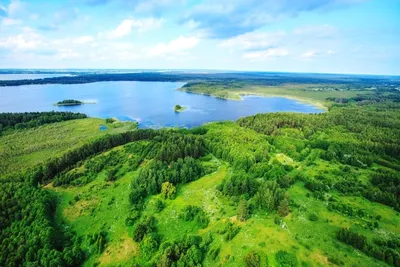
<box><xmin>293</xmin><ymin>24</ymin><xmax>337</xmax><ymax>37</ymax></box>
<box><xmin>0</xmin><ymin>30</ymin><xmax>42</xmax><ymax>50</ymax></box>
<box><xmin>220</xmin><ymin>31</ymin><xmax>285</xmax><ymax>51</ymax></box>
<box><xmin>301</xmin><ymin>50</ymin><xmax>336</xmax><ymax>58</ymax></box>
<box><xmin>2</xmin><ymin>18</ymin><xmax>21</xmax><ymax>26</ymax></box>
<box><xmin>56</xmin><ymin>49</ymin><xmax>82</xmax><ymax>60</ymax></box>
<box><xmin>301</xmin><ymin>50</ymin><xmax>320</xmax><ymax>58</ymax></box>
<box><xmin>103</xmin><ymin>18</ymin><xmax>163</xmax><ymax>39</ymax></box>
<box><xmin>73</xmin><ymin>35</ymin><xmax>94</xmax><ymax>44</ymax></box>
<box><xmin>147</xmin><ymin>36</ymin><xmax>199</xmax><ymax>56</ymax></box>
<box><xmin>243</xmin><ymin>48</ymin><xmax>288</xmax><ymax>60</ymax></box>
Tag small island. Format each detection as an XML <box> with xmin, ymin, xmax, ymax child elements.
<box><xmin>54</xmin><ymin>99</ymin><xmax>95</xmax><ymax>106</ymax></box>
<box><xmin>174</xmin><ymin>104</ymin><xmax>186</xmax><ymax>112</ymax></box>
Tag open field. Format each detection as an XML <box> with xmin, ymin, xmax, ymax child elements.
<box><xmin>0</xmin><ymin>118</ymin><xmax>137</xmax><ymax>176</ymax></box>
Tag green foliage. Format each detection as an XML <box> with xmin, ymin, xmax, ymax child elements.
<box><xmin>134</xmin><ymin>156</ymin><xmax>205</xmax><ymax>196</ymax></box>
<box><xmin>308</xmin><ymin>212</ymin><xmax>319</xmax><ymax>222</ymax></box>
<box><xmin>208</xmin><ymin>247</ymin><xmax>220</xmax><ymax>260</ymax></box>
<box><xmin>336</xmin><ymin>228</ymin><xmax>400</xmax><ymax>266</ymax></box>
<box><xmin>153</xmin><ymin>198</ymin><xmax>165</xmax><ymax>212</ymax></box>
<box><xmin>180</xmin><ymin>205</ymin><xmax>209</xmax><ymax>228</ymax></box>
<box><xmin>88</xmin><ymin>229</ymin><xmax>108</xmax><ymax>254</ymax></box>
<box><xmin>161</xmin><ymin>182</ymin><xmax>177</xmax><ymax>200</ymax></box>
<box><xmin>0</xmin><ymin>181</ymin><xmax>85</xmax><ymax>266</ymax></box>
<box><xmin>2</xmin><ymin>84</ymin><xmax>400</xmax><ymax>266</ymax></box>
<box><xmin>237</xmin><ymin>199</ymin><xmax>249</xmax><ymax>222</ymax></box>
<box><xmin>277</xmin><ymin>197</ymin><xmax>290</xmax><ymax>217</ymax></box>
<box><xmin>218</xmin><ymin>222</ymin><xmax>241</xmax><ymax>241</ymax></box>
<box><xmin>252</xmin><ymin>180</ymin><xmax>286</xmax><ymax>212</ymax></box>
<box><xmin>157</xmin><ymin>235</ymin><xmax>208</xmax><ymax>267</ymax></box>
<box><xmin>244</xmin><ymin>251</ymin><xmax>268</xmax><ymax>267</ymax></box>
<box><xmin>140</xmin><ymin>233</ymin><xmax>160</xmax><ymax>259</ymax></box>
<box><xmin>133</xmin><ymin>216</ymin><xmax>156</xmax><ymax>242</ymax></box>
<box><xmin>0</xmin><ymin>111</ymin><xmax>87</xmax><ymax>135</ymax></box>
<box><xmin>275</xmin><ymin>250</ymin><xmax>298</xmax><ymax>267</ymax></box>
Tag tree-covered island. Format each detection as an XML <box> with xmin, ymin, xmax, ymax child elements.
<box><xmin>174</xmin><ymin>104</ymin><xmax>186</xmax><ymax>112</ymax></box>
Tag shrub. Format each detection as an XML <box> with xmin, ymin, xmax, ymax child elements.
<box><xmin>243</xmin><ymin>251</ymin><xmax>261</xmax><ymax>267</ymax></box>
<box><xmin>308</xmin><ymin>212</ymin><xmax>319</xmax><ymax>222</ymax></box>
<box><xmin>275</xmin><ymin>250</ymin><xmax>298</xmax><ymax>267</ymax></box>
<box><xmin>161</xmin><ymin>182</ymin><xmax>177</xmax><ymax>199</ymax></box>
<box><xmin>180</xmin><ymin>205</ymin><xmax>209</xmax><ymax>228</ymax></box>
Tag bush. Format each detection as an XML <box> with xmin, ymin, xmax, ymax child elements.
<box><xmin>180</xmin><ymin>205</ymin><xmax>209</xmax><ymax>228</ymax></box>
<box><xmin>218</xmin><ymin>222</ymin><xmax>241</xmax><ymax>241</ymax></box>
<box><xmin>308</xmin><ymin>212</ymin><xmax>319</xmax><ymax>222</ymax></box>
<box><xmin>208</xmin><ymin>247</ymin><xmax>220</xmax><ymax>260</ymax></box>
<box><xmin>243</xmin><ymin>251</ymin><xmax>262</xmax><ymax>267</ymax></box>
<box><xmin>161</xmin><ymin>182</ymin><xmax>177</xmax><ymax>200</ymax></box>
<box><xmin>275</xmin><ymin>250</ymin><xmax>298</xmax><ymax>267</ymax></box>
<box><xmin>153</xmin><ymin>199</ymin><xmax>165</xmax><ymax>212</ymax></box>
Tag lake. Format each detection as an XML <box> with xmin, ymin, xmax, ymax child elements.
<box><xmin>0</xmin><ymin>81</ymin><xmax>323</xmax><ymax>128</ymax></box>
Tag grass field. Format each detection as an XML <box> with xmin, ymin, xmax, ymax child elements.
<box><xmin>0</xmin><ymin>118</ymin><xmax>137</xmax><ymax>176</ymax></box>
<box><xmin>47</xmin><ymin>145</ymin><xmax>139</xmax><ymax>267</ymax></box>
<box><xmin>48</xmin><ymin>143</ymin><xmax>398</xmax><ymax>266</ymax></box>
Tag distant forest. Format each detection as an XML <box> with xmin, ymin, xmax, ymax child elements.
<box><xmin>1</xmin><ymin>72</ymin><xmax>399</xmax><ymax>91</ymax></box>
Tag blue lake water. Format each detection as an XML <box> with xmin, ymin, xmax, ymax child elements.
<box><xmin>0</xmin><ymin>81</ymin><xmax>323</xmax><ymax>128</ymax></box>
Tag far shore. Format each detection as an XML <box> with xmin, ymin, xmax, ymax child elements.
<box><xmin>177</xmin><ymin>87</ymin><xmax>327</xmax><ymax>111</ymax></box>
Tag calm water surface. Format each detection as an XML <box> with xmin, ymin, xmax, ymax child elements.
<box><xmin>0</xmin><ymin>81</ymin><xmax>323</xmax><ymax>128</ymax></box>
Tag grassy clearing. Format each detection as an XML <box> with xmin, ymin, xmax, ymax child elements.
<box><xmin>49</xmin><ymin>148</ymin><xmax>397</xmax><ymax>266</ymax></box>
<box><xmin>0</xmin><ymin>118</ymin><xmax>136</xmax><ymax>176</ymax></box>
<box><xmin>48</xmin><ymin>164</ymin><xmax>137</xmax><ymax>266</ymax></box>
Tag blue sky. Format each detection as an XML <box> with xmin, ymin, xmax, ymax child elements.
<box><xmin>0</xmin><ymin>0</ymin><xmax>398</xmax><ymax>74</ymax></box>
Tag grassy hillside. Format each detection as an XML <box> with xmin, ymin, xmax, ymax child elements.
<box><xmin>0</xmin><ymin>118</ymin><xmax>137</xmax><ymax>177</ymax></box>
<box><xmin>1</xmin><ymin>87</ymin><xmax>399</xmax><ymax>267</ymax></box>
<box><xmin>43</xmin><ymin>105</ymin><xmax>399</xmax><ymax>266</ymax></box>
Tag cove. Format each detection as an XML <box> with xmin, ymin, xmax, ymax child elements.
<box><xmin>0</xmin><ymin>81</ymin><xmax>323</xmax><ymax>128</ymax></box>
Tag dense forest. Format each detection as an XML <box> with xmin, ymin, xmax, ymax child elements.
<box><xmin>0</xmin><ymin>111</ymin><xmax>87</xmax><ymax>135</ymax></box>
<box><xmin>1</xmin><ymin>71</ymin><xmax>399</xmax><ymax>90</ymax></box>
<box><xmin>0</xmin><ymin>80</ymin><xmax>399</xmax><ymax>266</ymax></box>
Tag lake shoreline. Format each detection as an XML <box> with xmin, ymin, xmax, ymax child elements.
<box><xmin>177</xmin><ymin>87</ymin><xmax>327</xmax><ymax>111</ymax></box>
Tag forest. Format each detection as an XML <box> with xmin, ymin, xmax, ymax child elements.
<box><xmin>0</xmin><ymin>79</ymin><xmax>399</xmax><ymax>266</ymax></box>
<box><xmin>1</xmin><ymin>71</ymin><xmax>399</xmax><ymax>91</ymax></box>
<box><xmin>0</xmin><ymin>111</ymin><xmax>87</xmax><ymax>135</ymax></box>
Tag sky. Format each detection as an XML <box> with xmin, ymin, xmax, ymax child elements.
<box><xmin>0</xmin><ymin>0</ymin><xmax>399</xmax><ymax>75</ymax></box>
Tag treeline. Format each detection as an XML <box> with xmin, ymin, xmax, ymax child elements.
<box><xmin>0</xmin><ymin>111</ymin><xmax>87</xmax><ymax>134</ymax></box>
<box><xmin>131</xmin><ymin>157</ymin><xmax>205</xmax><ymax>203</ymax></box>
<box><xmin>337</xmin><ymin>228</ymin><xmax>400</xmax><ymax>266</ymax></box>
<box><xmin>28</xmin><ymin>129</ymin><xmax>159</xmax><ymax>184</ymax></box>
<box><xmin>53</xmin><ymin>141</ymin><xmax>157</xmax><ymax>186</ymax></box>
<box><xmin>2</xmin><ymin>72</ymin><xmax>398</xmax><ymax>90</ymax></box>
<box><xmin>364</xmin><ymin>169</ymin><xmax>400</xmax><ymax>211</ymax></box>
<box><xmin>237</xmin><ymin>101</ymin><xmax>400</xmax><ymax>209</ymax></box>
<box><xmin>326</xmin><ymin>92</ymin><xmax>400</xmax><ymax>104</ymax></box>
<box><xmin>0</xmin><ymin>181</ymin><xmax>85</xmax><ymax>266</ymax></box>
